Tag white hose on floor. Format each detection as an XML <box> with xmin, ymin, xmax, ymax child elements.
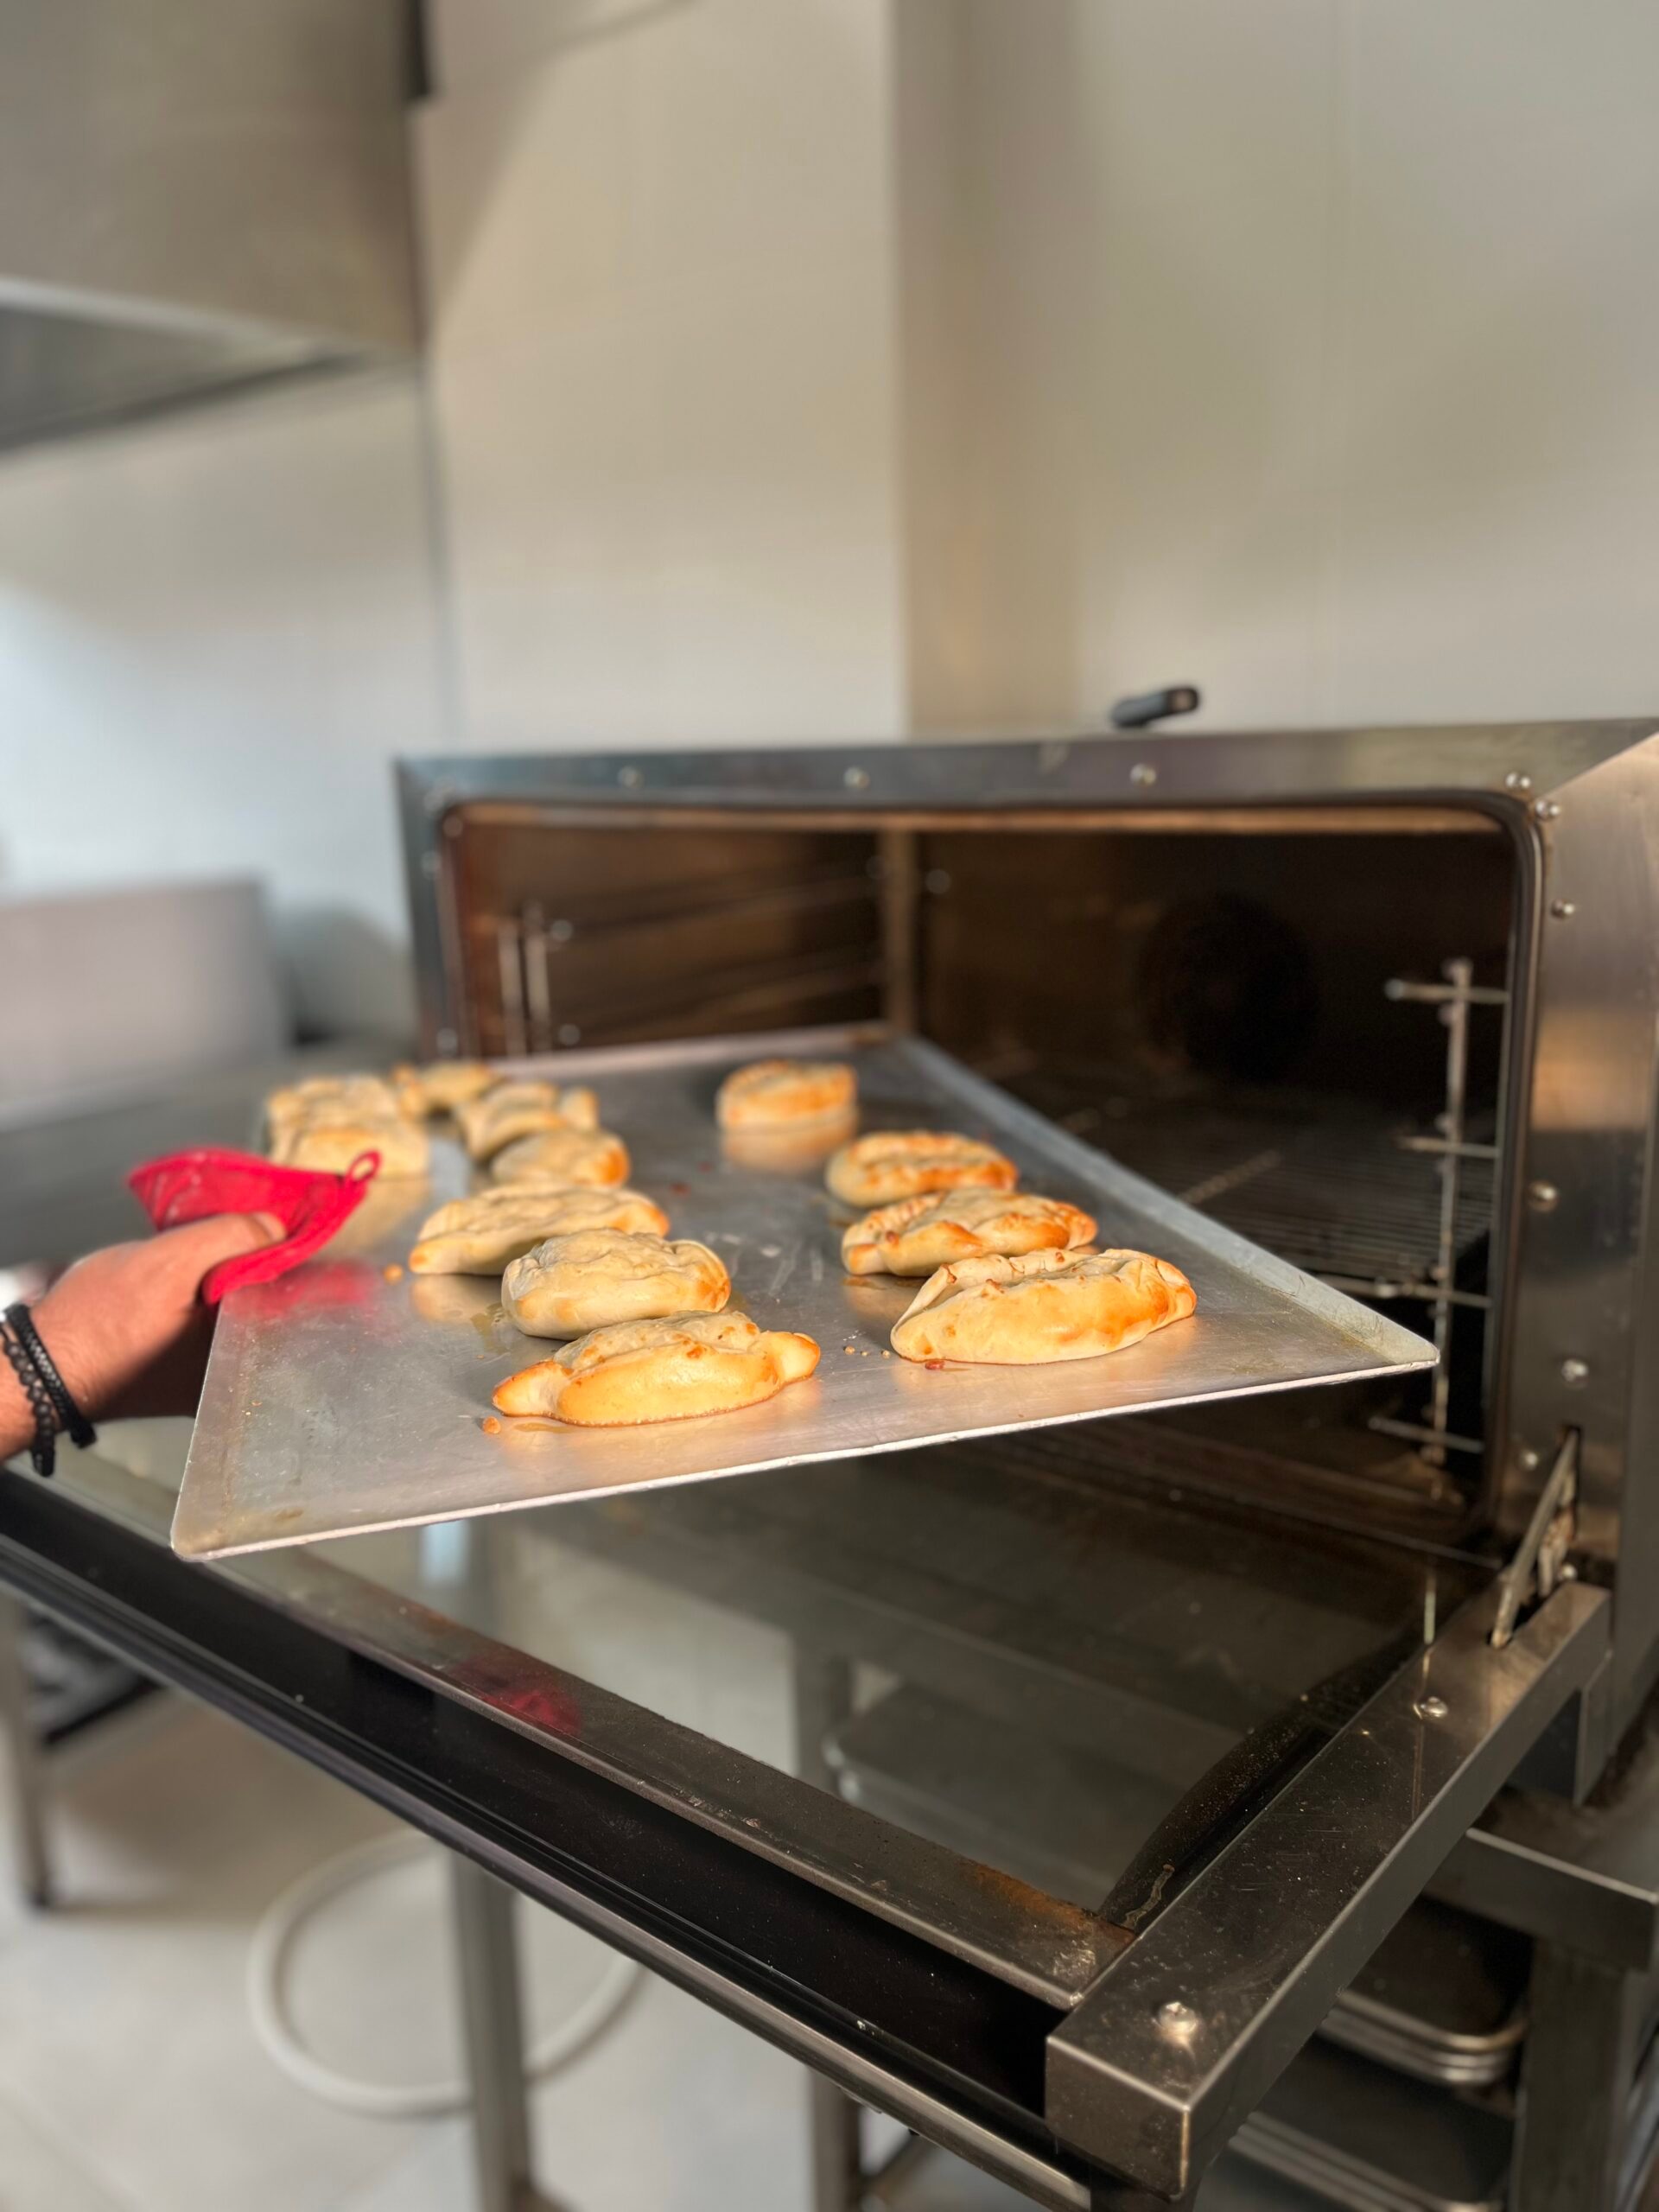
<box><xmin>246</xmin><ymin>1832</ymin><xmax>642</xmax><ymax>2120</ymax></box>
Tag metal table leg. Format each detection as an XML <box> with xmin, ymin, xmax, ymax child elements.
<box><xmin>808</xmin><ymin>2070</ymin><xmax>865</xmax><ymax>2212</ymax></box>
<box><xmin>0</xmin><ymin>1592</ymin><xmax>49</xmax><ymax>1908</ymax></box>
<box><xmin>796</xmin><ymin>1652</ymin><xmax>866</xmax><ymax>2212</ymax></box>
<box><xmin>449</xmin><ymin>1853</ymin><xmax>556</xmax><ymax>2212</ymax></box>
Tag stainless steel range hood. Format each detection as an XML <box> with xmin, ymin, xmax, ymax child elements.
<box><xmin>0</xmin><ymin>0</ymin><xmax>421</xmax><ymax>450</ymax></box>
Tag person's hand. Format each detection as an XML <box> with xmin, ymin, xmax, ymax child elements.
<box><xmin>10</xmin><ymin>1213</ymin><xmax>283</xmax><ymax>1433</ymax></box>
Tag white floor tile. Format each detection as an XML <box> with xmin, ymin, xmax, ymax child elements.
<box><xmin>0</xmin><ymin>2086</ymin><xmax>134</xmax><ymax>2212</ymax></box>
<box><xmin>0</xmin><ymin>1705</ymin><xmax>423</xmax><ymax>2212</ymax></box>
<box><xmin>337</xmin><ymin>1971</ymin><xmax>812</xmax><ymax>2212</ymax></box>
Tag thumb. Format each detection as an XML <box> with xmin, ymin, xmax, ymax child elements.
<box><xmin>158</xmin><ymin>1211</ymin><xmax>287</xmax><ymax>1268</ymax></box>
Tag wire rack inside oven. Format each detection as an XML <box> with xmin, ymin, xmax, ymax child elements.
<box><xmin>1000</xmin><ymin>1070</ymin><xmax>1494</xmax><ymax>1298</ymax></box>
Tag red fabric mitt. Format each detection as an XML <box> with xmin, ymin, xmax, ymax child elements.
<box><xmin>127</xmin><ymin>1147</ymin><xmax>379</xmax><ymax>1305</ymax></box>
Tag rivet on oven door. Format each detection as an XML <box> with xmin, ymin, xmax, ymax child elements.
<box><xmin>1560</xmin><ymin>1357</ymin><xmax>1590</xmax><ymax>1387</ymax></box>
<box><xmin>1526</xmin><ymin>1180</ymin><xmax>1560</xmax><ymax>1212</ymax></box>
<box><xmin>1130</xmin><ymin>761</ymin><xmax>1158</xmax><ymax>788</ymax></box>
<box><xmin>423</xmin><ymin>780</ymin><xmax>457</xmax><ymax>817</ymax></box>
<box><xmin>1550</xmin><ymin>899</ymin><xmax>1577</xmax><ymax>918</ymax></box>
<box><xmin>843</xmin><ymin>766</ymin><xmax>870</xmax><ymax>790</ymax></box>
<box><xmin>420</xmin><ymin>851</ymin><xmax>441</xmax><ymax>879</ymax></box>
<box><xmin>557</xmin><ymin>1024</ymin><xmax>582</xmax><ymax>1046</ymax></box>
<box><xmin>549</xmin><ymin>919</ymin><xmax>574</xmax><ymax>944</ymax></box>
<box><xmin>442</xmin><ymin>815</ymin><xmax>464</xmax><ymax>840</ymax></box>
<box><xmin>618</xmin><ymin>766</ymin><xmax>643</xmax><ymax>788</ymax></box>
<box><xmin>1503</xmin><ymin>771</ymin><xmax>1533</xmax><ymax>794</ymax></box>
<box><xmin>1516</xmin><ymin>1446</ymin><xmax>1541</xmax><ymax>1472</ymax></box>
<box><xmin>1413</xmin><ymin>1695</ymin><xmax>1449</xmax><ymax>1722</ymax></box>
<box><xmin>1154</xmin><ymin>2000</ymin><xmax>1199</xmax><ymax>2039</ymax></box>
<box><xmin>436</xmin><ymin>1027</ymin><xmax>458</xmax><ymax>1052</ymax></box>
<box><xmin>1532</xmin><ymin>797</ymin><xmax>1561</xmax><ymax>821</ymax></box>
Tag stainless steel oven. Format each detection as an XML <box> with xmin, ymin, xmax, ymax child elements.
<box><xmin>389</xmin><ymin>721</ymin><xmax>1659</xmax><ymax>2194</ymax></box>
<box><xmin>383</xmin><ymin>721</ymin><xmax>1659</xmax><ymax>2207</ymax></box>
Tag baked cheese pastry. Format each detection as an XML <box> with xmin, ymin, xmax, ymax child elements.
<box><xmin>716</xmin><ymin>1058</ymin><xmax>856</xmax><ymax>1130</ymax></box>
<box><xmin>842</xmin><ymin>1190</ymin><xmax>1096</xmax><ymax>1277</ymax></box>
<box><xmin>503</xmin><ymin>1230</ymin><xmax>729</xmax><ymax>1338</ymax></box>
<box><xmin>266</xmin><ymin>1074</ymin><xmax>402</xmax><ymax>1147</ymax></box>
<box><xmin>492</xmin><ymin>1128</ymin><xmax>630</xmax><ymax>1187</ymax></box>
<box><xmin>392</xmin><ymin>1060</ymin><xmax>497</xmax><ymax>1117</ymax></box>
<box><xmin>410</xmin><ymin>1185</ymin><xmax>669</xmax><ymax>1274</ymax></box>
<box><xmin>270</xmin><ymin>1112</ymin><xmax>430</xmax><ymax>1179</ymax></box>
<box><xmin>493</xmin><ymin>1311</ymin><xmax>820</xmax><ymax>1425</ymax></box>
<box><xmin>458</xmin><ymin>1080</ymin><xmax>601</xmax><ymax>1161</ymax></box>
<box><xmin>891</xmin><ymin>1247</ymin><xmax>1196</xmax><ymax>1365</ymax></box>
<box><xmin>825</xmin><ymin>1131</ymin><xmax>1017</xmax><ymax>1209</ymax></box>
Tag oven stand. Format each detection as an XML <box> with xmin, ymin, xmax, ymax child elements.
<box><xmin>450</xmin><ymin>1854</ymin><xmax>563</xmax><ymax>2212</ymax></box>
<box><xmin>1514</xmin><ymin>1943</ymin><xmax>1649</xmax><ymax>2212</ymax></box>
<box><xmin>0</xmin><ymin>1590</ymin><xmax>50</xmax><ymax>1908</ymax></box>
<box><xmin>795</xmin><ymin>1651</ymin><xmax>863</xmax><ymax>2212</ymax></box>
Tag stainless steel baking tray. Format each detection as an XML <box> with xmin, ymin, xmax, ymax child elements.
<box><xmin>173</xmin><ymin>1027</ymin><xmax>1435</xmax><ymax>1559</ymax></box>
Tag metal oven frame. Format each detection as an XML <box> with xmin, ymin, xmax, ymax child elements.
<box><xmin>399</xmin><ymin>719</ymin><xmax>1659</xmax><ymax>1753</ymax></box>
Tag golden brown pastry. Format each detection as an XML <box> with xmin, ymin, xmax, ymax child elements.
<box><xmin>842</xmin><ymin>1190</ymin><xmax>1097</xmax><ymax>1277</ymax></box>
<box><xmin>502</xmin><ymin>1230</ymin><xmax>729</xmax><ymax>1338</ymax></box>
<box><xmin>716</xmin><ymin>1058</ymin><xmax>856</xmax><ymax>1130</ymax></box>
<box><xmin>493</xmin><ymin>1312</ymin><xmax>820</xmax><ymax>1425</ymax></box>
<box><xmin>458</xmin><ymin>1080</ymin><xmax>601</xmax><ymax>1161</ymax></box>
<box><xmin>891</xmin><ymin>1248</ymin><xmax>1196</xmax><ymax>1365</ymax></box>
<box><xmin>410</xmin><ymin>1185</ymin><xmax>669</xmax><ymax>1274</ymax></box>
<box><xmin>392</xmin><ymin>1060</ymin><xmax>497</xmax><ymax>1117</ymax></box>
<box><xmin>491</xmin><ymin>1128</ymin><xmax>630</xmax><ymax>1187</ymax></box>
<box><xmin>825</xmin><ymin>1131</ymin><xmax>1017</xmax><ymax>1209</ymax></box>
<box><xmin>270</xmin><ymin>1113</ymin><xmax>430</xmax><ymax>1179</ymax></box>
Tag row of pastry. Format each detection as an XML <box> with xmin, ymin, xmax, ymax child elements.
<box><xmin>264</xmin><ymin>1054</ymin><xmax>1196</xmax><ymax>1431</ymax></box>
<box><xmin>264</xmin><ymin>1062</ymin><xmax>625</xmax><ymax>1185</ymax></box>
<box><xmin>736</xmin><ymin>1060</ymin><xmax>1200</xmax><ymax>1367</ymax></box>
<box><xmin>264</xmin><ymin>1061</ymin><xmax>798</xmax><ymax>1428</ymax></box>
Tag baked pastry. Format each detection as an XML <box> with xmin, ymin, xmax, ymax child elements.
<box><xmin>716</xmin><ymin>1058</ymin><xmax>856</xmax><ymax>1130</ymax></box>
<box><xmin>410</xmin><ymin>1185</ymin><xmax>669</xmax><ymax>1274</ymax></box>
<box><xmin>502</xmin><ymin>1230</ymin><xmax>729</xmax><ymax>1338</ymax></box>
<box><xmin>491</xmin><ymin>1128</ymin><xmax>630</xmax><ymax>1187</ymax></box>
<box><xmin>842</xmin><ymin>1190</ymin><xmax>1097</xmax><ymax>1277</ymax></box>
<box><xmin>493</xmin><ymin>1312</ymin><xmax>820</xmax><ymax>1425</ymax></box>
<box><xmin>825</xmin><ymin>1131</ymin><xmax>1017</xmax><ymax>1209</ymax></box>
<box><xmin>270</xmin><ymin>1112</ymin><xmax>429</xmax><ymax>1179</ymax></box>
<box><xmin>266</xmin><ymin>1074</ymin><xmax>402</xmax><ymax>1147</ymax></box>
<box><xmin>392</xmin><ymin>1060</ymin><xmax>497</xmax><ymax>1117</ymax></box>
<box><xmin>458</xmin><ymin>1080</ymin><xmax>601</xmax><ymax>1161</ymax></box>
<box><xmin>891</xmin><ymin>1248</ymin><xmax>1196</xmax><ymax>1365</ymax></box>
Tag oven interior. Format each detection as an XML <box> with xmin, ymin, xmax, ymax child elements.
<box><xmin>441</xmin><ymin>805</ymin><xmax>1519</xmax><ymax>1549</ymax></box>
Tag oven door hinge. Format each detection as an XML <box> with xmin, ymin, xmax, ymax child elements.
<box><xmin>1491</xmin><ymin>1428</ymin><xmax>1580</xmax><ymax>1649</ymax></box>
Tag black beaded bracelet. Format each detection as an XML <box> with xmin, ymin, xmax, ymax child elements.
<box><xmin>5</xmin><ymin>1304</ymin><xmax>95</xmax><ymax>1449</ymax></box>
<box><xmin>1</xmin><ymin>1321</ymin><xmax>60</xmax><ymax>1478</ymax></box>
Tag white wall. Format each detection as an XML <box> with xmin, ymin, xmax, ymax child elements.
<box><xmin>0</xmin><ymin>371</ymin><xmax>449</xmax><ymax>1038</ymax></box>
<box><xmin>3</xmin><ymin>0</ymin><xmax>1655</xmax><ymax>1068</ymax></box>
<box><xmin>921</xmin><ymin>0</ymin><xmax>1659</xmax><ymax>732</ymax></box>
<box><xmin>416</xmin><ymin>0</ymin><xmax>907</xmax><ymax>749</ymax></box>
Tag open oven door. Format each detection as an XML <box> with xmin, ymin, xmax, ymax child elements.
<box><xmin>0</xmin><ymin>1454</ymin><xmax>1608</xmax><ymax>2212</ymax></box>
<box><xmin>1045</xmin><ymin>1573</ymin><xmax>1607</xmax><ymax>2202</ymax></box>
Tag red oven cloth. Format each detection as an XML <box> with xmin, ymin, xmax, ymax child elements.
<box><xmin>126</xmin><ymin>1147</ymin><xmax>380</xmax><ymax>1306</ymax></box>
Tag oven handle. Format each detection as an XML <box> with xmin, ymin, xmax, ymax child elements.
<box><xmin>1046</xmin><ymin>1574</ymin><xmax>1608</xmax><ymax>2198</ymax></box>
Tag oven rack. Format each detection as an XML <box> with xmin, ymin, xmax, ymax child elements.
<box><xmin>1001</xmin><ymin>1071</ymin><xmax>1495</xmax><ymax>1297</ymax></box>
